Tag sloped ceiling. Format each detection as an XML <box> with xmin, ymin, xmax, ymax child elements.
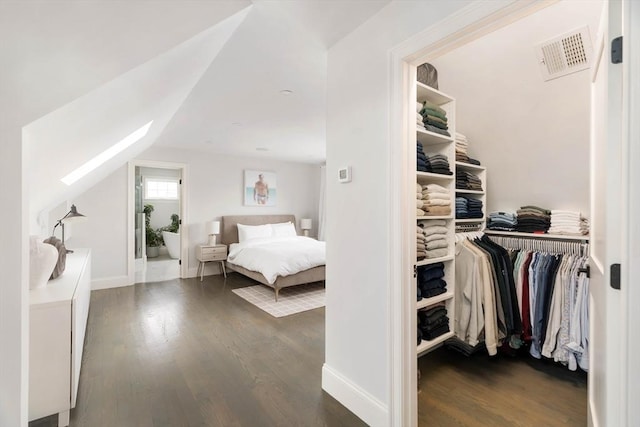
<box><xmin>25</xmin><ymin>6</ymin><xmax>252</xmax><ymax>228</ymax></box>
<box><xmin>8</xmin><ymin>1</ymin><xmax>391</xmax><ymax>230</ymax></box>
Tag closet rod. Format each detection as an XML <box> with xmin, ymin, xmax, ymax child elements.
<box><xmin>487</xmin><ymin>235</ymin><xmax>589</xmax><ymax>256</ymax></box>
<box><xmin>484</xmin><ymin>230</ymin><xmax>589</xmax><ymax>242</ymax></box>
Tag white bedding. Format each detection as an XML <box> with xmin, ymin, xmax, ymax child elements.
<box><xmin>227</xmin><ymin>236</ymin><xmax>325</xmax><ymax>285</ymax></box>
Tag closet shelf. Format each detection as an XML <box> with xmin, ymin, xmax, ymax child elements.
<box><xmin>455</xmin><ymin>189</ymin><xmax>484</xmax><ymax>195</ymax></box>
<box><xmin>417</xmin><ymin>215</ymin><xmax>453</xmax><ymax>221</ymax></box>
<box><xmin>416</xmin><ymin>255</ymin><xmax>454</xmax><ymax>266</ymax></box>
<box><xmin>417</xmin><ymin>128</ymin><xmax>454</xmax><ymax>146</ymax></box>
<box><xmin>455</xmin><ymin>161</ymin><xmax>485</xmax><ymax>172</ymax></box>
<box><xmin>485</xmin><ymin>230</ymin><xmax>590</xmax><ymax>241</ymax></box>
<box><xmin>416</xmin><ymin>82</ymin><xmax>454</xmax><ymax>105</ymax></box>
<box><xmin>455</xmin><ymin>218</ymin><xmax>485</xmax><ymax>224</ymax></box>
<box><xmin>417</xmin><ymin>171</ymin><xmax>454</xmax><ymax>182</ymax></box>
<box><xmin>417</xmin><ymin>331</ymin><xmax>455</xmax><ymax>356</ymax></box>
<box><xmin>417</xmin><ymin>292</ymin><xmax>454</xmax><ymax>310</ymax></box>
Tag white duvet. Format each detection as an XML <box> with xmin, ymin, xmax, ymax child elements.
<box><xmin>227</xmin><ymin>236</ymin><xmax>326</xmax><ymax>285</ymax></box>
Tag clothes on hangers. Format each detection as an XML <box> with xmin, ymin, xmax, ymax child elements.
<box><xmin>454</xmin><ymin>233</ymin><xmax>590</xmax><ymax>371</ymax></box>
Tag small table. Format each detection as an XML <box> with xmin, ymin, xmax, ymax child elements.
<box><xmin>196</xmin><ymin>244</ymin><xmax>227</xmax><ymax>281</ymax></box>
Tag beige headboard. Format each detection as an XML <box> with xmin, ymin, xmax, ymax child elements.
<box><xmin>221</xmin><ymin>215</ymin><xmax>296</xmax><ymax>245</ymax></box>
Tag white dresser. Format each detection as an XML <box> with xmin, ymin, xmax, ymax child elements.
<box><xmin>29</xmin><ymin>248</ymin><xmax>91</xmax><ymax>426</ymax></box>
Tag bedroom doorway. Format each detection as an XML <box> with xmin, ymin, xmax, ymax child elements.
<box><xmin>128</xmin><ymin>160</ymin><xmax>188</xmax><ymax>284</ymax></box>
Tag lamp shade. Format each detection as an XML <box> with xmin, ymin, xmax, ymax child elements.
<box><xmin>300</xmin><ymin>218</ymin><xmax>312</xmax><ymax>230</ymax></box>
<box><xmin>208</xmin><ymin>221</ymin><xmax>220</xmax><ymax>235</ymax></box>
<box><xmin>62</xmin><ymin>204</ymin><xmax>86</xmax><ymax>222</ymax></box>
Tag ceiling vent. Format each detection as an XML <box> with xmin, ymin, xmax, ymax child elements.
<box><xmin>535</xmin><ymin>26</ymin><xmax>593</xmax><ymax>81</ymax></box>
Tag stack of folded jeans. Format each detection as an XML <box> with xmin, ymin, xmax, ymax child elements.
<box><xmin>455</xmin><ymin>171</ymin><xmax>483</xmax><ymax>191</ymax></box>
<box><xmin>456</xmin><ymin>197</ymin><xmax>483</xmax><ymax>219</ymax></box>
<box><xmin>424</xmin><ymin>153</ymin><xmax>453</xmax><ymax>175</ymax></box>
<box><xmin>420</xmin><ymin>184</ymin><xmax>451</xmax><ymax>217</ymax></box>
<box><xmin>418</xmin><ymin>303</ymin><xmax>450</xmax><ymax>341</ymax></box>
<box><xmin>419</xmin><ymin>100</ymin><xmax>450</xmax><ymax>137</ymax></box>
<box><xmin>548</xmin><ymin>210</ymin><xmax>590</xmax><ymax>235</ymax></box>
<box><xmin>487</xmin><ymin>211</ymin><xmax>517</xmax><ymax>231</ymax></box>
<box><xmin>516</xmin><ymin>205</ymin><xmax>551</xmax><ymax>233</ymax></box>
<box><xmin>417</xmin><ymin>143</ymin><xmax>429</xmax><ymax>172</ymax></box>
<box><xmin>417</xmin><ymin>262</ymin><xmax>447</xmax><ymax>300</ymax></box>
<box><xmin>417</xmin><ymin>219</ymin><xmax>449</xmax><ymax>259</ymax></box>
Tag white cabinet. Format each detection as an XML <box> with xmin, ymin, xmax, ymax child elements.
<box><xmin>415</xmin><ymin>82</ymin><xmax>456</xmax><ymax>356</ymax></box>
<box><xmin>29</xmin><ymin>248</ymin><xmax>91</xmax><ymax>426</ymax></box>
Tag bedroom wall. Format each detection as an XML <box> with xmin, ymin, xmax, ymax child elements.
<box><xmin>324</xmin><ymin>1</ymin><xmax>474</xmax><ymax>424</ymax></box>
<box><xmin>68</xmin><ymin>147</ymin><xmax>321</xmax><ymax>286</ymax></box>
<box><xmin>429</xmin><ymin>0</ymin><xmax>602</xmax><ymax>216</ymax></box>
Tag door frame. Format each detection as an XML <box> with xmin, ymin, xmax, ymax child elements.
<box><xmin>127</xmin><ymin>159</ymin><xmax>188</xmax><ymax>283</ymax></box>
<box><xmin>388</xmin><ymin>0</ymin><xmax>603</xmax><ymax>425</ymax></box>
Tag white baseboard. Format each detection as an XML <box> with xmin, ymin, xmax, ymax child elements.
<box><xmin>322</xmin><ymin>364</ymin><xmax>388</xmax><ymax>427</ymax></box>
<box><xmin>91</xmin><ymin>275</ymin><xmax>131</xmax><ymax>290</ymax></box>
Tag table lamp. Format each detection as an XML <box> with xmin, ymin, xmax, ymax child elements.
<box><xmin>300</xmin><ymin>218</ymin><xmax>312</xmax><ymax>237</ymax></box>
<box><xmin>52</xmin><ymin>204</ymin><xmax>86</xmax><ymax>252</ymax></box>
<box><xmin>208</xmin><ymin>221</ymin><xmax>220</xmax><ymax>245</ymax></box>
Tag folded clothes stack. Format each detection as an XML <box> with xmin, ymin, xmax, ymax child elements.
<box><xmin>418</xmin><ymin>303</ymin><xmax>450</xmax><ymax>341</ymax></box>
<box><xmin>487</xmin><ymin>211</ymin><xmax>517</xmax><ymax>231</ymax></box>
<box><xmin>548</xmin><ymin>210</ymin><xmax>590</xmax><ymax>235</ymax></box>
<box><xmin>417</xmin><ymin>143</ymin><xmax>429</xmax><ymax>172</ymax></box>
<box><xmin>515</xmin><ymin>205</ymin><xmax>551</xmax><ymax>233</ymax></box>
<box><xmin>455</xmin><ymin>196</ymin><xmax>483</xmax><ymax>219</ymax></box>
<box><xmin>455</xmin><ymin>132</ymin><xmax>481</xmax><ymax>165</ymax></box>
<box><xmin>423</xmin><ymin>153</ymin><xmax>453</xmax><ymax>175</ymax></box>
<box><xmin>419</xmin><ymin>100</ymin><xmax>450</xmax><ymax>137</ymax></box>
<box><xmin>417</xmin><ymin>262</ymin><xmax>447</xmax><ymax>300</ymax></box>
<box><xmin>420</xmin><ymin>184</ymin><xmax>452</xmax><ymax>217</ymax></box>
<box><xmin>456</xmin><ymin>171</ymin><xmax>483</xmax><ymax>191</ymax></box>
<box><xmin>417</xmin><ymin>219</ymin><xmax>449</xmax><ymax>259</ymax></box>
<box><xmin>416</xmin><ymin>102</ymin><xmax>426</xmax><ymax>131</ymax></box>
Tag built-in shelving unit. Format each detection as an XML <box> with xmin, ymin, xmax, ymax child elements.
<box><xmin>414</xmin><ymin>82</ymin><xmax>456</xmax><ymax>357</ymax></box>
<box><xmin>455</xmin><ymin>161</ymin><xmax>486</xmax><ymax>231</ymax></box>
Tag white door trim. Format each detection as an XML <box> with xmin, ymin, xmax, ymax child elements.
<box><xmin>127</xmin><ymin>159</ymin><xmax>188</xmax><ymax>284</ymax></box>
<box><xmin>388</xmin><ymin>1</ymin><xmax>559</xmax><ymax>425</ymax></box>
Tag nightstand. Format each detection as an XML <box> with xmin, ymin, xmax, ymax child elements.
<box><xmin>196</xmin><ymin>244</ymin><xmax>227</xmax><ymax>281</ymax></box>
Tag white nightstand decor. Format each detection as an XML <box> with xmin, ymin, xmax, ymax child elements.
<box><xmin>300</xmin><ymin>218</ymin><xmax>312</xmax><ymax>237</ymax></box>
<box><xmin>207</xmin><ymin>220</ymin><xmax>220</xmax><ymax>246</ymax></box>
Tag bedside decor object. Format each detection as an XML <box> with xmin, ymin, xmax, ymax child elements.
<box><xmin>29</xmin><ymin>236</ymin><xmax>58</xmax><ymax>289</ymax></box>
<box><xmin>300</xmin><ymin>218</ymin><xmax>312</xmax><ymax>237</ymax></box>
<box><xmin>43</xmin><ymin>236</ymin><xmax>67</xmax><ymax>280</ymax></box>
<box><xmin>244</xmin><ymin>170</ymin><xmax>277</xmax><ymax>206</ymax></box>
<box><xmin>52</xmin><ymin>204</ymin><xmax>86</xmax><ymax>253</ymax></box>
<box><xmin>208</xmin><ymin>221</ymin><xmax>220</xmax><ymax>246</ymax></box>
<box><xmin>417</xmin><ymin>62</ymin><xmax>439</xmax><ymax>89</ymax></box>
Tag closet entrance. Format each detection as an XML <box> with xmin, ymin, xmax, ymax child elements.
<box><xmin>390</xmin><ymin>0</ymin><xmax>635</xmax><ymax>426</ymax></box>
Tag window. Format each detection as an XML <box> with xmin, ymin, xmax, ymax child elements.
<box><xmin>145</xmin><ymin>178</ymin><xmax>179</xmax><ymax>200</ymax></box>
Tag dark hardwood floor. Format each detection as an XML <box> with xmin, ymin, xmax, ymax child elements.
<box><xmin>30</xmin><ymin>273</ymin><xmax>365</xmax><ymax>427</ymax></box>
<box><xmin>418</xmin><ymin>346</ymin><xmax>587</xmax><ymax>426</ymax></box>
<box><xmin>30</xmin><ymin>272</ymin><xmax>587</xmax><ymax>427</ymax></box>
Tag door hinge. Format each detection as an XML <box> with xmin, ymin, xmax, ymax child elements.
<box><xmin>179</xmin><ymin>259</ymin><xmax>182</xmax><ymax>265</ymax></box>
<box><xmin>413</xmin><ymin>265</ymin><xmax>417</xmax><ymax>278</ymax></box>
<box><xmin>179</xmin><ymin>219</ymin><xmax>182</xmax><ymax>225</ymax></box>
<box><xmin>179</xmin><ymin>179</ymin><xmax>182</xmax><ymax>185</ymax></box>
<box><xmin>612</xmin><ymin>36</ymin><xmax>623</xmax><ymax>64</ymax></box>
<box><xmin>610</xmin><ymin>263</ymin><xmax>621</xmax><ymax>290</ymax></box>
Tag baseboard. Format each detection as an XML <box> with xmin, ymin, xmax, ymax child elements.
<box><xmin>91</xmin><ymin>275</ymin><xmax>131</xmax><ymax>290</ymax></box>
<box><xmin>322</xmin><ymin>364</ymin><xmax>388</xmax><ymax>427</ymax></box>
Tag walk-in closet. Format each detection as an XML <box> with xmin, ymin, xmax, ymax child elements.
<box><xmin>406</xmin><ymin>1</ymin><xmax>604</xmax><ymax>425</ymax></box>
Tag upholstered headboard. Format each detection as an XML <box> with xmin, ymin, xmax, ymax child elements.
<box><xmin>221</xmin><ymin>215</ymin><xmax>296</xmax><ymax>245</ymax></box>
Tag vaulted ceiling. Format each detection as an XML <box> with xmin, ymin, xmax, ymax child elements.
<box><xmin>4</xmin><ymin>1</ymin><xmax>390</xmax><ymax>224</ymax></box>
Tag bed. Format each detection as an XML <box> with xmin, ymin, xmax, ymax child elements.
<box><xmin>221</xmin><ymin>215</ymin><xmax>325</xmax><ymax>301</ymax></box>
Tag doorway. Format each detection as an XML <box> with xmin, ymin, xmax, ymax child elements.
<box><xmin>128</xmin><ymin>160</ymin><xmax>188</xmax><ymax>284</ymax></box>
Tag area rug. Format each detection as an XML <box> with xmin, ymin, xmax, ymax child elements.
<box><xmin>232</xmin><ymin>282</ymin><xmax>325</xmax><ymax>318</ymax></box>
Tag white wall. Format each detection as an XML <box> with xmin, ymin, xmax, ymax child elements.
<box><xmin>429</xmin><ymin>0</ymin><xmax>602</xmax><ymax>216</ymax></box>
<box><xmin>69</xmin><ymin>147</ymin><xmax>321</xmax><ymax>284</ymax></box>
<box><xmin>324</xmin><ymin>1</ymin><xmax>472</xmax><ymax>424</ymax></box>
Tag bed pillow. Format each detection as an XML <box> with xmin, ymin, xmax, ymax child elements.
<box><xmin>237</xmin><ymin>223</ymin><xmax>273</xmax><ymax>243</ymax></box>
<box><xmin>271</xmin><ymin>221</ymin><xmax>297</xmax><ymax>237</ymax></box>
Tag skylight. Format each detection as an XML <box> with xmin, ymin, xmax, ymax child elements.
<box><xmin>61</xmin><ymin>121</ymin><xmax>153</xmax><ymax>185</ymax></box>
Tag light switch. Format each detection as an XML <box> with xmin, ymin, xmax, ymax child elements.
<box><xmin>338</xmin><ymin>167</ymin><xmax>352</xmax><ymax>183</ymax></box>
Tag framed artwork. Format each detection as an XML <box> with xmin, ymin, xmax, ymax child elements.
<box><xmin>244</xmin><ymin>170</ymin><xmax>277</xmax><ymax>206</ymax></box>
